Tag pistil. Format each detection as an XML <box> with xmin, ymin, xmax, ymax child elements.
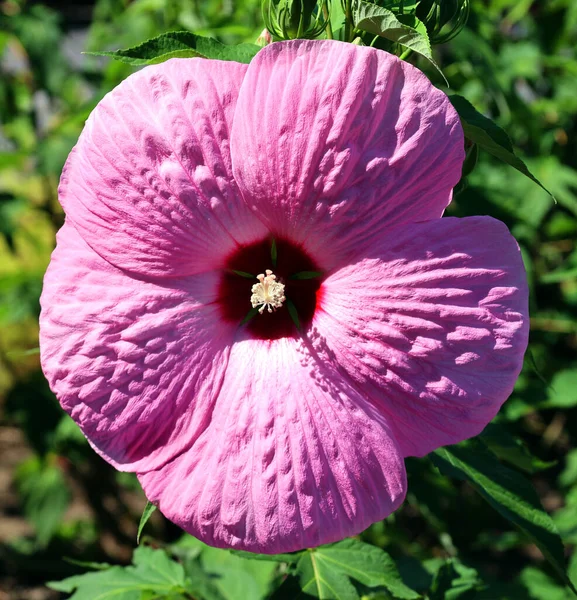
<box><xmin>251</xmin><ymin>270</ymin><xmax>286</xmax><ymax>314</ymax></box>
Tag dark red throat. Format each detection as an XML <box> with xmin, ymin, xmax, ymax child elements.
<box><xmin>218</xmin><ymin>237</ymin><xmax>322</xmax><ymax>340</ymax></box>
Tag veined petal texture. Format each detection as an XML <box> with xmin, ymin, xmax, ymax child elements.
<box><xmin>313</xmin><ymin>216</ymin><xmax>529</xmax><ymax>457</ymax></box>
<box><xmin>138</xmin><ymin>335</ymin><xmax>406</xmax><ymax>553</ymax></box>
<box><xmin>59</xmin><ymin>58</ymin><xmax>266</xmax><ymax>277</ymax></box>
<box><xmin>231</xmin><ymin>39</ymin><xmax>464</xmax><ymax>270</ymax></box>
<box><xmin>40</xmin><ymin>39</ymin><xmax>530</xmax><ymax>555</ymax></box>
<box><xmin>40</xmin><ymin>223</ymin><xmax>235</xmax><ymax>472</ymax></box>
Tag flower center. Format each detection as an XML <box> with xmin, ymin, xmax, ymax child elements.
<box><xmin>251</xmin><ymin>270</ymin><xmax>286</xmax><ymax>314</ymax></box>
<box><xmin>218</xmin><ymin>237</ymin><xmax>323</xmax><ymax>340</ymax></box>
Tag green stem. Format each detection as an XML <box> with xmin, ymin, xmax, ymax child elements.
<box><xmin>322</xmin><ymin>2</ymin><xmax>333</xmax><ymax>39</ymax></box>
<box><xmin>344</xmin><ymin>0</ymin><xmax>353</xmax><ymax>42</ymax></box>
<box><xmin>399</xmin><ymin>47</ymin><xmax>413</xmax><ymax>60</ymax></box>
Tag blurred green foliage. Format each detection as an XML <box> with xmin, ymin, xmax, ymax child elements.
<box><xmin>1</xmin><ymin>0</ymin><xmax>577</xmax><ymax>598</ymax></box>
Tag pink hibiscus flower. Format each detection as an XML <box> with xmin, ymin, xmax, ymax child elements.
<box><xmin>39</xmin><ymin>39</ymin><xmax>529</xmax><ymax>553</ymax></box>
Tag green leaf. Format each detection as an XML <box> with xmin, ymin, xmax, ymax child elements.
<box><xmin>230</xmin><ymin>549</ymin><xmax>303</xmax><ymax>563</ymax></box>
<box><xmin>298</xmin><ymin>552</ymin><xmax>358</xmax><ymax>600</ymax></box>
<box><xmin>295</xmin><ymin>539</ymin><xmax>420</xmax><ymax>600</ymax></box>
<box><xmin>431</xmin><ymin>440</ymin><xmax>575</xmax><ymax>594</ymax></box>
<box><xmin>480</xmin><ymin>423</ymin><xmax>555</xmax><ymax>473</ymax></box>
<box><xmin>87</xmin><ymin>31</ymin><xmax>260</xmax><ymax>65</ymax></box>
<box><xmin>559</xmin><ymin>449</ymin><xmax>577</xmax><ymax>488</ymax></box>
<box><xmin>520</xmin><ymin>567</ymin><xmax>570</xmax><ymax>600</ymax></box>
<box><xmin>449</xmin><ymin>95</ymin><xmax>553</xmax><ymax>197</ymax></box>
<box><xmin>542</xmin><ymin>369</ymin><xmax>577</xmax><ymax>408</ymax></box>
<box><xmin>200</xmin><ymin>545</ymin><xmax>277</xmax><ymax>600</ymax></box>
<box><xmin>63</xmin><ymin>558</ymin><xmax>112</xmax><ymax>571</ymax></box>
<box><xmin>269</xmin><ymin>575</ymin><xmax>314</xmax><ymax>599</ymax></box>
<box><xmin>553</xmin><ymin>487</ymin><xmax>577</xmax><ymax>545</ymax></box>
<box><xmin>172</xmin><ymin>535</ymin><xmax>278</xmax><ymax>600</ymax></box>
<box><xmin>428</xmin><ymin>560</ymin><xmax>483</xmax><ymax>600</ymax></box>
<box><xmin>329</xmin><ymin>0</ymin><xmax>347</xmax><ymax>41</ymax></box>
<box><xmin>354</xmin><ymin>2</ymin><xmax>442</xmax><ymax>77</ymax></box>
<box><xmin>47</xmin><ymin>546</ymin><xmax>190</xmax><ymax>599</ymax></box>
<box><xmin>137</xmin><ymin>500</ymin><xmax>157</xmax><ymax>543</ymax></box>
<box><xmin>541</xmin><ymin>266</ymin><xmax>577</xmax><ymax>284</ymax></box>
<box><xmin>184</xmin><ymin>559</ymin><xmax>228</xmax><ymax>600</ymax></box>
<box><xmin>15</xmin><ymin>456</ymin><xmax>70</xmax><ymax>547</ymax></box>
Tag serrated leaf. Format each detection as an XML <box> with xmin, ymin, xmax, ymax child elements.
<box><xmin>173</xmin><ymin>535</ymin><xmax>278</xmax><ymax>600</ymax></box>
<box><xmin>354</xmin><ymin>2</ymin><xmax>442</xmax><ymax>78</ymax></box>
<box><xmin>298</xmin><ymin>551</ymin><xmax>359</xmax><ymax>600</ymax></box>
<box><xmin>137</xmin><ymin>500</ymin><xmax>157</xmax><ymax>543</ymax></box>
<box><xmin>47</xmin><ymin>546</ymin><xmax>189</xmax><ymax>600</ymax></box>
<box><xmin>87</xmin><ymin>31</ymin><xmax>260</xmax><ymax>66</ymax></box>
<box><xmin>431</xmin><ymin>440</ymin><xmax>575</xmax><ymax>594</ymax></box>
<box><xmin>449</xmin><ymin>95</ymin><xmax>553</xmax><ymax>197</ymax></box>
<box><xmin>295</xmin><ymin>539</ymin><xmax>420</xmax><ymax>600</ymax></box>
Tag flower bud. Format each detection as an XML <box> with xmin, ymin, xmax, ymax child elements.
<box><xmin>256</xmin><ymin>28</ymin><xmax>273</xmax><ymax>47</ymax></box>
<box><xmin>416</xmin><ymin>0</ymin><xmax>470</xmax><ymax>44</ymax></box>
<box><xmin>262</xmin><ymin>0</ymin><xmax>330</xmax><ymax>40</ymax></box>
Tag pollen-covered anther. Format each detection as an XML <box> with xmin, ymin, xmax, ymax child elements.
<box><xmin>250</xmin><ymin>269</ymin><xmax>286</xmax><ymax>314</ymax></box>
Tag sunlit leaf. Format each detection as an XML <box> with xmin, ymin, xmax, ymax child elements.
<box><xmin>87</xmin><ymin>31</ymin><xmax>260</xmax><ymax>65</ymax></box>
<box><xmin>294</xmin><ymin>539</ymin><xmax>420</xmax><ymax>600</ymax></box>
<box><xmin>354</xmin><ymin>1</ymin><xmax>442</xmax><ymax>77</ymax></box>
<box><xmin>47</xmin><ymin>546</ymin><xmax>190</xmax><ymax>599</ymax></box>
<box><xmin>449</xmin><ymin>95</ymin><xmax>553</xmax><ymax>197</ymax></box>
<box><xmin>198</xmin><ymin>543</ymin><xmax>277</xmax><ymax>600</ymax></box>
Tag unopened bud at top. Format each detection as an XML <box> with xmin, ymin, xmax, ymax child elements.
<box><xmin>416</xmin><ymin>0</ymin><xmax>470</xmax><ymax>44</ymax></box>
<box><xmin>262</xmin><ymin>0</ymin><xmax>330</xmax><ymax>40</ymax></box>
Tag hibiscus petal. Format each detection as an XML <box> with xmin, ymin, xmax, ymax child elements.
<box><xmin>138</xmin><ymin>334</ymin><xmax>406</xmax><ymax>553</ymax></box>
<box><xmin>312</xmin><ymin>216</ymin><xmax>529</xmax><ymax>457</ymax></box>
<box><xmin>40</xmin><ymin>222</ymin><xmax>236</xmax><ymax>471</ymax></box>
<box><xmin>60</xmin><ymin>58</ymin><xmax>266</xmax><ymax>277</ymax></box>
<box><xmin>231</xmin><ymin>39</ymin><xmax>464</xmax><ymax>269</ymax></box>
